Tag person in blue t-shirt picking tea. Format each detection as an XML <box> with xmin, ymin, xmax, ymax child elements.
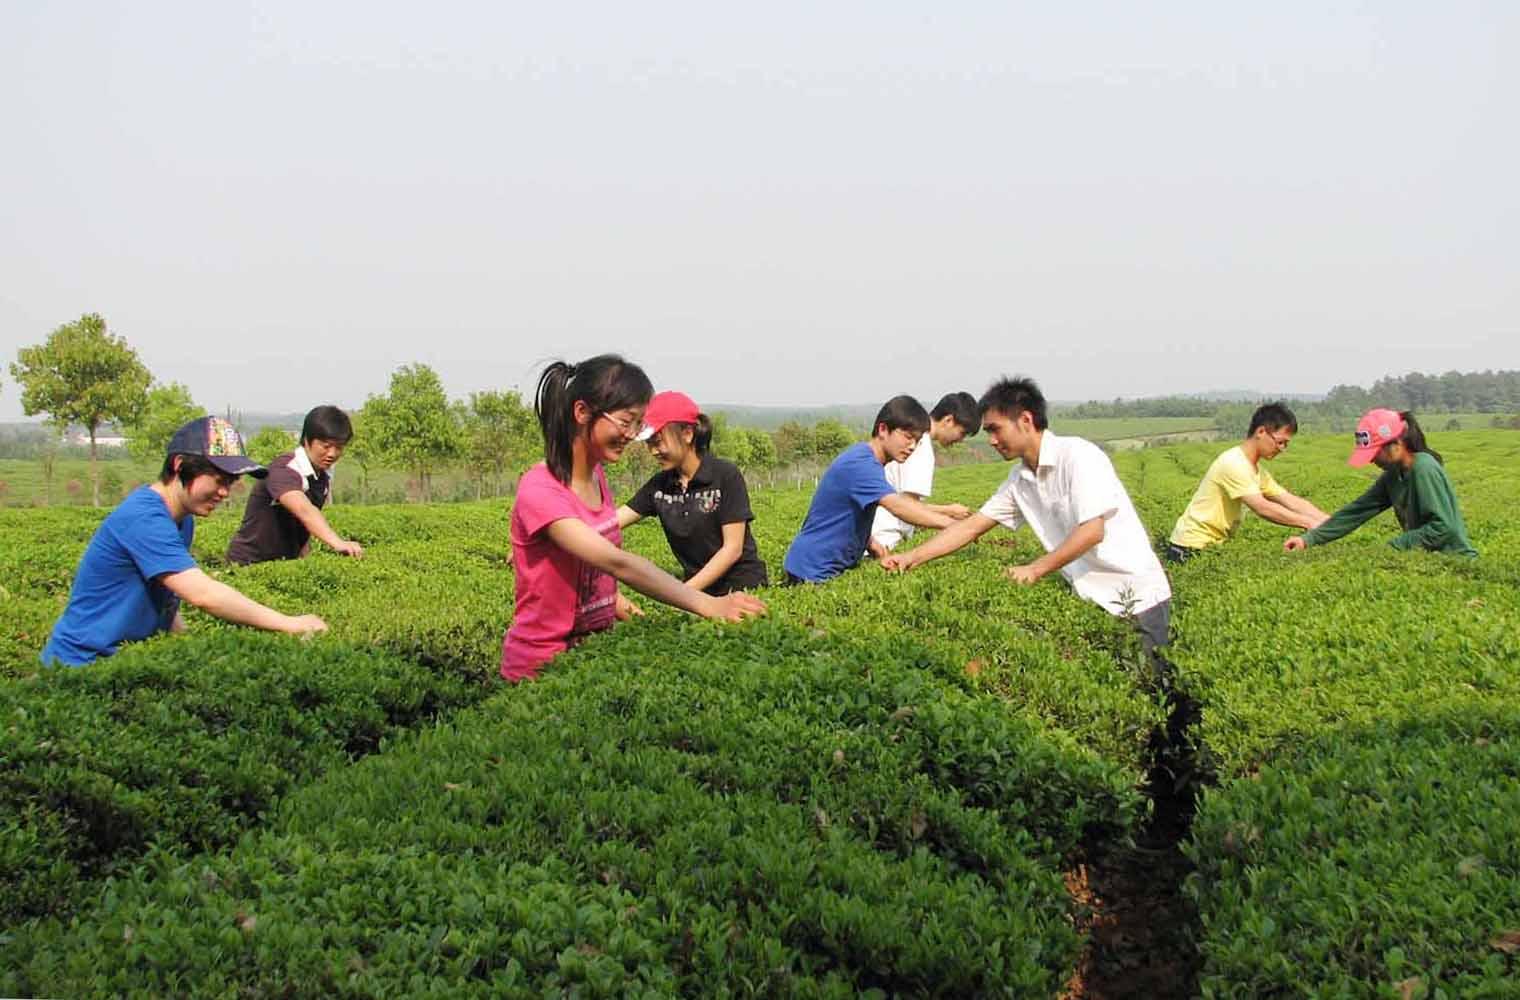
<box><xmin>782</xmin><ymin>396</ymin><xmax>960</xmax><ymax>584</ymax></box>
<box><xmin>39</xmin><ymin>416</ymin><xmax>329</xmax><ymax>666</ymax></box>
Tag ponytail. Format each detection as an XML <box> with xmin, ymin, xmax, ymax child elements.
<box><xmin>533</xmin><ymin>355</ymin><xmax>655</xmax><ymax>484</ymax></box>
<box><xmin>1398</xmin><ymin>411</ymin><xmax>1443</xmax><ymax>465</ymax></box>
<box><xmin>692</xmin><ymin>414</ymin><xmax>713</xmax><ymax>454</ymax></box>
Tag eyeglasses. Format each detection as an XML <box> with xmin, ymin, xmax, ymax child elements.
<box><xmin>598</xmin><ymin>411</ymin><xmax>641</xmax><ymax>438</ymax></box>
<box><xmin>1269</xmin><ymin>434</ymin><xmax>1291</xmax><ymax>450</ymax></box>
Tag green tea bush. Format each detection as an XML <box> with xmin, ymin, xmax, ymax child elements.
<box><xmin>5</xmin><ymin>619</ymin><xmax>1140</xmax><ymax>997</ymax></box>
<box><xmin>0</xmin><ymin>632</ymin><xmax>481</xmax><ymax>926</ymax></box>
<box><xmin>1186</xmin><ymin>705</ymin><xmax>1520</xmax><ymax>997</ymax></box>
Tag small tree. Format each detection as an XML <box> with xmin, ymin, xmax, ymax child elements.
<box><xmin>773</xmin><ymin>420</ymin><xmax>815</xmax><ymax>465</ymax></box>
<box><xmin>10</xmin><ymin>314</ymin><xmax>152</xmax><ymax>506</ymax></box>
<box><xmin>363</xmin><ymin>364</ymin><xmax>461</xmax><ymax>503</ymax></box>
<box><xmin>460</xmin><ymin>390</ymin><xmax>539</xmax><ymax>498</ymax></box>
<box><xmin>812</xmin><ymin>418</ymin><xmax>857</xmax><ymax>456</ymax></box>
<box><xmin>125</xmin><ymin>382</ymin><xmax>202</xmax><ymax>463</ymax></box>
<box><xmin>247</xmin><ymin>426</ymin><xmax>297</xmax><ymax>465</ymax></box>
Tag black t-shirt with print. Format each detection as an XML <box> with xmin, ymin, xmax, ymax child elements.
<box><xmin>629</xmin><ymin>455</ymin><xmax>767</xmax><ymax>594</ymax></box>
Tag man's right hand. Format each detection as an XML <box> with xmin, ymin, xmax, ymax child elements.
<box><xmin>333</xmin><ymin>539</ymin><xmax>365</xmax><ymax>558</ymax></box>
<box><xmin>1283</xmin><ymin>536</ymin><xmax>1307</xmax><ymax>553</ymax></box>
<box><xmin>879</xmin><ymin>554</ymin><xmax>913</xmax><ymax>574</ymax></box>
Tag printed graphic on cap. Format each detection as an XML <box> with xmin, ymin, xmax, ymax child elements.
<box><xmin>205</xmin><ymin>417</ymin><xmax>246</xmax><ymax>457</ymax></box>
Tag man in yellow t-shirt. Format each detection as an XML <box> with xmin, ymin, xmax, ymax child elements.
<box><xmin>1166</xmin><ymin>403</ymin><xmax>1329</xmax><ymax>562</ymax></box>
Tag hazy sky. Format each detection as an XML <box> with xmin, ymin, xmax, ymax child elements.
<box><xmin>2</xmin><ymin>2</ymin><xmax>1516</xmax><ymax>420</ymax></box>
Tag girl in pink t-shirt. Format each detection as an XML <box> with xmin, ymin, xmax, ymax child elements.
<box><xmin>502</xmin><ymin>355</ymin><xmax>766</xmax><ymax>681</ymax></box>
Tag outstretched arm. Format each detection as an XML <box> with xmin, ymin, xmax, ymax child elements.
<box><xmin>544</xmin><ymin>518</ymin><xmax>765</xmax><ymax>621</ymax></box>
<box><xmin>881</xmin><ymin>513</ymin><xmax>998</xmax><ymax>572</ymax></box>
<box><xmin>879</xmin><ymin>492</ymin><xmax>955</xmax><ymax>530</ymax></box>
<box><xmin>1007</xmin><ymin>515</ymin><xmax>1105</xmax><ymax>584</ymax></box>
<box><xmin>615</xmin><ymin>504</ymin><xmax>643</xmax><ymax>530</ymax></box>
<box><xmin>1242</xmin><ymin>492</ymin><xmax>1323</xmax><ymax>532</ymax></box>
<box><xmin>684</xmin><ymin>521</ymin><xmax>747</xmax><ymax>593</ymax></box>
<box><xmin>277</xmin><ymin>490</ymin><xmax>364</xmax><ymax>558</ymax></box>
<box><xmin>161</xmin><ymin>568</ymin><xmax>328</xmax><ymax>634</ymax></box>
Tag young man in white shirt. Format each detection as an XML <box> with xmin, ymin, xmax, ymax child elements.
<box><xmin>867</xmin><ymin>391</ymin><xmax>980</xmax><ymax>557</ymax></box>
<box><xmin>881</xmin><ymin>376</ymin><xmax>1173</xmax><ymax>652</ymax></box>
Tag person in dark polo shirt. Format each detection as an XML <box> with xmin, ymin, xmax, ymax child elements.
<box><xmin>616</xmin><ymin>391</ymin><xmax>768</xmax><ymax>596</ymax></box>
<box><xmin>227</xmin><ymin>405</ymin><xmax>365</xmax><ymax>565</ymax></box>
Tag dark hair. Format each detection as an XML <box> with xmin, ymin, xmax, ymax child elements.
<box><xmin>978</xmin><ymin>377</ymin><xmax>1048</xmax><ymax>431</ymax></box>
<box><xmin>301</xmin><ymin>405</ymin><xmax>353</xmax><ymax>445</ymax></box>
<box><xmin>872</xmin><ymin>395</ymin><xmax>931</xmax><ymax>436</ymax></box>
<box><xmin>534</xmin><ymin>355</ymin><xmax>654</xmax><ymax>484</ymax></box>
<box><xmin>931</xmin><ymin>392</ymin><xmax>980</xmax><ymax>435</ymax></box>
<box><xmin>1248</xmin><ymin>402</ymin><xmax>1298</xmax><ymax>437</ymax></box>
<box><xmin>159</xmin><ymin>453</ymin><xmax>225</xmax><ymax>486</ymax></box>
<box><xmin>1398</xmin><ymin>411</ymin><xmax>1442</xmax><ymax>465</ymax></box>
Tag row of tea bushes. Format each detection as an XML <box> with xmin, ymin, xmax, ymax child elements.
<box><xmin>1</xmin><ymin>632</ymin><xmax>481</xmax><ymax>926</ymax></box>
<box><xmin>4</xmin><ymin>618</ymin><xmax>1140</xmax><ymax>997</ymax></box>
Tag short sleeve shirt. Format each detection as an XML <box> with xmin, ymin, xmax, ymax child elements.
<box><xmin>1169</xmin><ymin>445</ymin><xmax>1283</xmax><ymax>549</ymax></box>
<box><xmin>870</xmin><ymin>433</ymin><xmax>935</xmax><ymax>549</ymax></box>
<box><xmin>629</xmin><ymin>456</ymin><xmax>767</xmax><ymax>594</ymax></box>
<box><xmin>502</xmin><ymin>463</ymin><xmax>622</xmax><ymax>681</ymax></box>
<box><xmin>783</xmin><ymin>442</ymin><xmax>894</xmax><ymax>582</ymax></box>
<box><xmin>978</xmin><ymin>431</ymin><xmax>1171</xmax><ymax>616</ymax></box>
<box><xmin>227</xmin><ymin>448</ymin><xmax>332</xmax><ymax>565</ymax></box>
<box><xmin>40</xmin><ymin>486</ymin><xmax>198</xmax><ymax>666</ymax></box>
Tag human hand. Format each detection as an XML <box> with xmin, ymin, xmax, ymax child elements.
<box><xmin>288</xmin><ymin>614</ymin><xmax>329</xmax><ymax>636</ymax></box>
<box><xmin>1283</xmin><ymin>536</ymin><xmax>1307</xmax><ymax>553</ymax></box>
<box><xmin>615</xmin><ymin>592</ymin><xmax>644</xmax><ymax>620</ymax></box>
<box><xmin>879</xmin><ymin>554</ymin><xmax>913</xmax><ymax>574</ymax></box>
<box><xmin>334</xmin><ymin>539</ymin><xmax>365</xmax><ymax>559</ymax></box>
<box><xmin>944</xmin><ymin>503</ymin><xmax>972</xmax><ymax>520</ymax></box>
<box><xmin>1004</xmin><ymin>563</ymin><xmax>1043</xmax><ymax>585</ymax></box>
<box><xmin>706</xmin><ymin>591</ymin><xmax>767</xmax><ymax>622</ymax></box>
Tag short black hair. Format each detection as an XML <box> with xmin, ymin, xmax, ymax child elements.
<box><xmin>873</xmin><ymin>395</ymin><xmax>931</xmax><ymax>436</ymax></box>
<box><xmin>1247</xmin><ymin>402</ymin><xmax>1298</xmax><ymax>437</ymax></box>
<box><xmin>978</xmin><ymin>377</ymin><xmax>1048</xmax><ymax>431</ymax></box>
<box><xmin>301</xmin><ymin>405</ymin><xmax>353</xmax><ymax>445</ymax></box>
<box><xmin>159</xmin><ymin>453</ymin><xmax>226</xmax><ymax>486</ymax></box>
<box><xmin>931</xmin><ymin>392</ymin><xmax>980</xmax><ymax>435</ymax></box>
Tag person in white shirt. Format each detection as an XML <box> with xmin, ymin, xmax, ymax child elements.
<box><xmin>881</xmin><ymin>376</ymin><xmax>1173</xmax><ymax>653</ymax></box>
<box><xmin>868</xmin><ymin>392</ymin><xmax>980</xmax><ymax>556</ymax></box>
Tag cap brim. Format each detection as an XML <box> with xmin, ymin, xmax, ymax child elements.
<box><xmin>635</xmin><ymin>426</ymin><xmax>657</xmax><ymax>441</ymax></box>
<box><xmin>1347</xmin><ymin>446</ymin><xmax>1380</xmax><ymax>467</ymax></box>
<box><xmin>209</xmin><ymin>455</ymin><xmax>267</xmax><ymax>478</ymax></box>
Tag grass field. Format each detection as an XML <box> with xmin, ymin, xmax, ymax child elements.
<box><xmin>3</xmin><ymin>429</ymin><xmax>1519</xmax><ymax>995</ymax></box>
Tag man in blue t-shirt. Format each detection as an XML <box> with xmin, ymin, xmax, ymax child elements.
<box><xmin>40</xmin><ymin>416</ymin><xmax>329</xmax><ymax>667</ymax></box>
<box><xmin>782</xmin><ymin>396</ymin><xmax>961</xmax><ymax>583</ymax></box>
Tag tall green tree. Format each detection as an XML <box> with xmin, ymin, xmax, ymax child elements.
<box><xmin>812</xmin><ymin>418</ymin><xmax>857</xmax><ymax>457</ymax></box>
<box><xmin>246</xmin><ymin>426</ymin><xmax>297</xmax><ymax>465</ymax></box>
<box><xmin>124</xmin><ymin>382</ymin><xmax>202</xmax><ymax>463</ymax></box>
<box><xmin>10</xmin><ymin>313</ymin><xmax>152</xmax><ymax>506</ymax></box>
<box><xmin>363</xmin><ymin>364</ymin><xmax>461</xmax><ymax>502</ymax></box>
<box><xmin>459</xmin><ymin>390</ymin><xmax>539</xmax><ymax>498</ymax></box>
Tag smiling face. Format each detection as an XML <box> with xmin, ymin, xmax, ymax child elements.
<box><xmin>576</xmin><ymin>402</ymin><xmax>646</xmax><ymax>464</ymax></box>
<box><xmin>181</xmin><ymin>468</ymin><xmax>237</xmax><ymax>517</ymax></box>
<box><xmin>873</xmin><ymin>424</ymin><xmax>921</xmax><ymax>464</ymax></box>
<box><xmin>646</xmin><ymin>423</ymin><xmax>694</xmax><ymax>470</ymax></box>
<box><xmin>304</xmin><ymin>437</ymin><xmax>346</xmax><ymax>471</ymax></box>
<box><xmin>981</xmin><ymin>407</ymin><xmax>1039</xmax><ymax>463</ymax></box>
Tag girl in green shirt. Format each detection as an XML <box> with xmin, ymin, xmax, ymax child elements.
<box><xmin>1285</xmin><ymin>409</ymin><xmax>1476</xmax><ymax>557</ymax></box>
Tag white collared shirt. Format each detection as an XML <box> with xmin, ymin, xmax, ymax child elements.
<box><xmin>979</xmin><ymin>430</ymin><xmax>1171</xmax><ymax>616</ymax></box>
<box><xmin>285</xmin><ymin>445</ymin><xmax>332</xmax><ymax>502</ymax></box>
<box><xmin>871</xmin><ymin>433</ymin><xmax>935</xmax><ymax>548</ymax></box>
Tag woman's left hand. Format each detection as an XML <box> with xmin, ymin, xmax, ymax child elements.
<box><xmin>615</xmin><ymin>591</ymin><xmax>645</xmax><ymax>620</ymax></box>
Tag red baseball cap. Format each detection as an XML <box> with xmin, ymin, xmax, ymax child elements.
<box><xmin>636</xmin><ymin>391</ymin><xmax>700</xmax><ymax>441</ymax></box>
<box><xmin>1348</xmin><ymin>408</ymin><xmax>1406</xmax><ymax>467</ymax></box>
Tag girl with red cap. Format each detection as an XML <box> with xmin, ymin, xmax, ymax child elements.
<box><xmin>1284</xmin><ymin>409</ymin><xmax>1476</xmax><ymax>556</ymax></box>
<box><xmin>616</xmin><ymin>391</ymin><xmax>768</xmax><ymax>595</ymax></box>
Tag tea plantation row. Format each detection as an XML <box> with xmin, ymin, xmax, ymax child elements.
<box><xmin>3</xmin><ymin>431</ymin><xmax>1518</xmax><ymax>995</ymax></box>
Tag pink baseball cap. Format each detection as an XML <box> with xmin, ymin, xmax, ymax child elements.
<box><xmin>636</xmin><ymin>391</ymin><xmax>700</xmax><ymax>441</ymax></box>
<box><xmin>1349</xmin><ymin>408</ymin><xmax>1406</xmax><ymax>466</ymax></box>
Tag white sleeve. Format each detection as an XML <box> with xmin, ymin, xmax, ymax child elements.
<box><xmin>977</xmin><ymin>474</ymin><xmax>1026</xmax><ymax>531</ymax></box>
<box><xmin>896</xmin><ymin>435</ymin><xmax>935</xmax><ymax>496</ymax></box>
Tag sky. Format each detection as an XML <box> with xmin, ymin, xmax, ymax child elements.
<box><xmin>2</xmin><ymin>2</ymin><xmax>1517</xmax><ymax>420</ymax></box>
